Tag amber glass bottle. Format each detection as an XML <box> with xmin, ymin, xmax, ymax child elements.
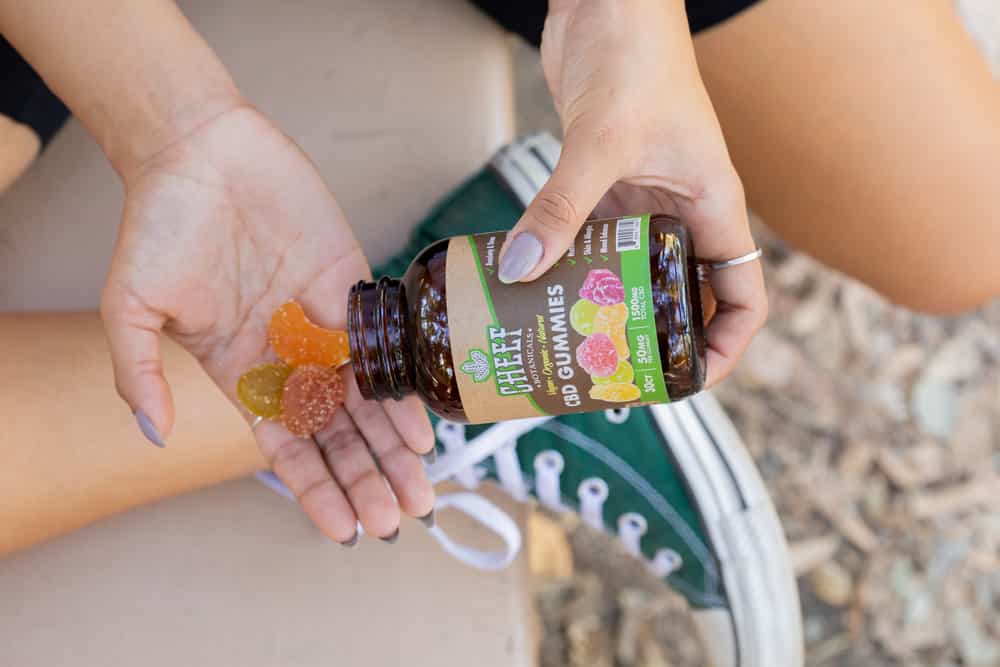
<box><xmin>348</xmin><ymin>215</ymin><xmax>705</xmax><ymax>424</ymax></box>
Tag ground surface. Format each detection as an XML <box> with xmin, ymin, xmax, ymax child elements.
<box><xmin>517</xmin><ymin>4</ymin><xmax>1000</xmax><ymax>665</ymax></box>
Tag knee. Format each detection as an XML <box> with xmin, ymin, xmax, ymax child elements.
<box><xmin>861</xmin><ymin>157</ymin><xmax>1000</xmax><ymax>315</ymax></box>
<box><xmin>880</xmin><ymin>252</ymin><xmax>1000</xmax><ymax>316</ymax></box>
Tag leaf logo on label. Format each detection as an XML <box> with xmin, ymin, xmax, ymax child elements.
<box><xmin>460</xmin><ymin>349</ymin><xmax>491</xmax><ymax>383</ymax></box>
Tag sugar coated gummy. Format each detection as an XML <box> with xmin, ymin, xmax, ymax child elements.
<box><xmin>281</xmin><ymin>365</ymin><xmax>346</xmax><ymax>437</ymax></box>
<box><xmin>593</xmin><ymin>304</ymin><xmax>630</xmax><ymax>360</ymax></box>
<box><xmin>570</xmin><ymin>298</ymin><xmax>601</xmax><ymax>336</ymax></box>
<box><xmin>576</xmin><ymin>333</ymin><xmax>619</xmax><ymax>377</ymax></box>
<box><xmin>589</xmin><ymin>382</ymin><xmax>641</xmax><ymax>403</ymax></box>
<box><xmin>237</xmin><ymin>362</ymin><xmax>293</xmax><ymax>419</ymax></box>
<box><xmin>579</xmin><ymin>269</ymin><xmax>625</xmax><ymax>306</ymax></box>
<box><xmin>269</xmin><ymin>300</ymin><xmax>350</xmax><ymax>368</ymax></box>
<box><xmin>609</xmin><ymin>331</ymin><xmax>630</xmax><ymax>360</ymax></box>
<box><xmin>593</xmin><ymin>360</ymin><xmax>634</xmax><ymax>385</ymax></box>
<box><xmin>596</xmin><ymin>303</ymin><xmax>628</xmax><ymax>326</ymax></box>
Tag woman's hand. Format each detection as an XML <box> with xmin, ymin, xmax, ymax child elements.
<box><xmin>101</xmin><ymin>106</ymin><xmax>434</xmax><ymax>543</ymax></box>
<box><xmin>498</xmin><ymin>0</ymin><xmax>766</xmax><ymax>386</ymax></box>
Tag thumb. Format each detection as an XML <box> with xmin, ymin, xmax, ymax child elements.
<box><xmin>498</xmin><ymin>133</ymin><xmax>619</xmax><ymax>283</ymax></box>
<box><xmin>101</xmin><ymin>289</ymin><xmax>175</xmax><ymax>448</ymax></box>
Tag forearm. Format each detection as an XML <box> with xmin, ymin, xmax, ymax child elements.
<box><xmin>0</xmin><ymin>313</ymin><xmax>265</xmax><ymax>555</ymax></box>
<box><xmin>0</xmin><ymin>0</ymin><xmax>242</xmax><ymax>177</ymax></box>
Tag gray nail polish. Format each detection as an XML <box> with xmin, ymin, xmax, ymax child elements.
<box><xmin>418</xmin><ymin>510</ymin><xmax>436</xmax><ymax>529</ymax></box>
<box><xmin>422</xmin><ymin>448</ymin><xmax>438</xmax><ymax>465</ymax></box>
<box><xmin>340</xmin><ymin>533</ymin><xmax>359</xmax><ymax>548</ymax></box>
<box><xmin>134</xmin><ymin>410</ymin><xmax>165</xmax><ymax>448</ymax></box>
<box><xmin>379</xmin><ymin>528</ymin><xmax>400</xmax><ymax>544</ymax></box>
<box><xmin>498</xmin><ymin>232</ymin><xmax>544</xmax><ymax>283</ymax></box>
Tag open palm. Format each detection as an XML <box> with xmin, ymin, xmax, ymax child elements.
<box><xmin>101</xmin><ymin>107</ymin><xmax>433</xmax><ymax>542</ymax></box>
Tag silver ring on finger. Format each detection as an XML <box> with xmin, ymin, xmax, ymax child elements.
<box><xmin>697</xmin><ymin>248</ymin><xmax>763</xmax><ymax>282</ymax></box>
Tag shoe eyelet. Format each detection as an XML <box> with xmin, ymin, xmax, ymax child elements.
<box><xmin>652</xmin><ymin>548</ymin><xmax>684</xmax><ymax>576</ymax></box>
<box><xmin>534</xmin><ymin>450</ymin><xmax>565</xmax><ymax>474</ymax></box>
<box><xmin>619</xmin><ymin>512</ymin><xmax>648</xmax><ymax>536</ymax></box>
<box><xmin>578</xmin><ymin>477</ymin><xmax>609</xmax><ymax>502</ymax></box>
<box><xmin>605</xmin><ymin>408</ymin><xmax>630</xmax><ymax>424</ymax></box>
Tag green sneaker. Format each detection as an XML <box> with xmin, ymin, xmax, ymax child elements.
<box><xmin>425</xmin><ymin>399</ymin><xmax>802</xmax><ymax>667</ymax></box>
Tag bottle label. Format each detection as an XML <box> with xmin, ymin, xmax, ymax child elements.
<box><xmin>445</xmin><ymin>215</ymin><xmax>670</xmax><ymax>423</ymax></box>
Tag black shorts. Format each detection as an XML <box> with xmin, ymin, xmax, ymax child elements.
<box><xmin>467</xmin><ymin>0</ymin><xmax>761</xmax><ymax>47</ymax></box>
<box><xmin>0</xmin><ymin>0</ymin><xmax>759</xmax><ymax>150</ymax></box>
<box><xmin>0</xmin><ymin>38</ymin><xmax>68</xmax><ymax>148</ymax></box>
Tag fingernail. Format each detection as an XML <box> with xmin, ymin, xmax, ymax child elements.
<box><xmin>340</xmin><ymin>533</ymin><xmax>359</xmax><ymax>548</ymax></box>
<box><xmin>422</xmin><ymin>448</ymin><xmax>437</xmax><ymax>465</ymax></box>
<box><xmin>418</xmin><ymin>509</ymin><xmax>436</xmax><ymax>529</ymax></box>
<box><xmin>134</xmin><ymin>410</ymin><xmax>165</xmax><ymax>448</ymax></box>
<box><xmin>499</xmin><ymin>232</ymin><xmax>543</xmax><ymax>283</ymax></box>
<box><xmin>254</xmin><ymin>471</ymin><xmax>296</xmax><ymax>502</ymax></box>
<box><xmin>379</xmin><ymin>528</ymin><xmax>400</xmax><ymax>544</ymax></box>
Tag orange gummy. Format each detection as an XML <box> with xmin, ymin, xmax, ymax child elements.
<box><xmin>596</xmin><ymin>303</ymin><xmax>628</xmax><ymax>326</ymax></box>
<box><xmin>268</xmin><ymin>300</ymin><xmax>350</xmax><ymax>368</ymax></box>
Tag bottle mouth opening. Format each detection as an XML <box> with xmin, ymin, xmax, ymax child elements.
<box><xmin>347</xmin><ymin>281</ymin><xmax>376</xmax><ymax>400</ymax></box>
<box><xmin>348</xmin><ymin>277</ymin><xmax>407</xmax><ymax>401</ymax></box>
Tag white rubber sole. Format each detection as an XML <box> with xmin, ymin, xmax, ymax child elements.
<box><xmin>651</xmin><ymin>393</ymin><xmax>804</xmax><ymax>667</ymax></box>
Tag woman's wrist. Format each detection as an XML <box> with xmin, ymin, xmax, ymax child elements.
<box><xmin>62</xmin><ymin>9</ymin><xmax>247</xmax><ymax>180</ymax></box>
<box><xmin>0</xmin><ymin>0</ymin><xmax>244</xmax><ymax>181</ymax></box>
<box><xmin>100</xmin><ymin>71</ymin><xmax>245</xmax><ymax>181</ymax></box>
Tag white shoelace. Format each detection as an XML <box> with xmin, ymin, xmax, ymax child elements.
<box><xmin>256</xmin><ymin>410</ymin><xmax>683</xmax><ymax>576</ymax></box>
<box><xmin>419</xmin><ymin>417</ymin><xmax>551</xmax><ymax>570</ymax></box>
<box><xmin>424</xmin><ymin>411</ymin><xmax>683</xmax><ymax>576</ymax></box>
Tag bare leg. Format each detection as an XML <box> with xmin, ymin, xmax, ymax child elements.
<box><xmin>0</xmin><ymin>312</ymin><xmax>264</xmax><ymax>554</ymax></box>
<box><xmin>0</xmin><ymin>115</ymin><xmax>39</xmax><ymax>193</ymax></box>
<box><xmin>694</xmin><ymin>0</ymin><xmax>1000</xmax><ymax>313</ymax></box>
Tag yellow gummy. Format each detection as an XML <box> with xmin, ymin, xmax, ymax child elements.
<box><xmin>589</xmin><ymin>382</ymin><xmax>641</xmax><ymax>403</ymax></box>
<box><xmin>237</xmin><ymin>362</ymin><xmax>293</xmax><ymax>419</ymax></box>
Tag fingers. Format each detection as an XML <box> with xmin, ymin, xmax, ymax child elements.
<box><xmin>381</xmin><ymin>394</ymin><xmax>435</xmax><ymax>456</ymax></box>
<box><xmin>498</xmin><ymin>130</ymin><xmax>621</xmax><ymax>283</ymax></box>
<box><xmin>343</xmin><ymin>385</ymin><xmax>435</xmax><ymax>520</ymax></box>
<box><xmin>100</xmin><ymin>287</ymin><xmax>174</xmax><ymax>446</ymax></box>
<box><xmin>261</xmin><ymin>389</ymin><xmax>433</xmax><ymax>541</ymax></box>
<box><xmin>703</xmin><ymin>264</ymin><xmax>768</xmax><ymax>387</ymax></box>
<box><xmin>682</xmin><ymin>175</ymin><xmax>768</xmax><ymax>386</ymax></box>
<box><xmin>313</xmin><ymin>409</ymin><xmax>400</xmax><ymax>540</ymax></box>
<box><xmin>253</xmin><ymin>371</ymin><xmax>433</xmax><ymax>542</ymax></box>
<box><xmin>256</xmin><ymin>420</ymin><xmax>359</xmax><ymax>544</ymax></box>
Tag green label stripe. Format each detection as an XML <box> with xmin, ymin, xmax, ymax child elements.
<box><xmin>619</xmin><ymin>216</ymin><xmax>670</xmax><ymax>403</ymax></box>
<box><xmin>466</xmin><ymin>236</ymin><xmax>547</xmax><ymax>416</ymax></box>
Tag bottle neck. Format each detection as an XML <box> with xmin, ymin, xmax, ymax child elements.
<box><xmin>348</xmin><ymin>277</ymin><xmax>415</xmax><ymax>401</ymax></box>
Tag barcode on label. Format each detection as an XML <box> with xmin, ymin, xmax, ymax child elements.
<box><xmin>615</xmin><ymin>217</ymin><xmax>642</xmax><ymax>252</ymax></box>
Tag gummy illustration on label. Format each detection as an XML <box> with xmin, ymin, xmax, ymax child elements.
<box><xmin>445</xmin><ymin>215</ymin><xmax>668</xmax><ymax>423</ymax></box>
